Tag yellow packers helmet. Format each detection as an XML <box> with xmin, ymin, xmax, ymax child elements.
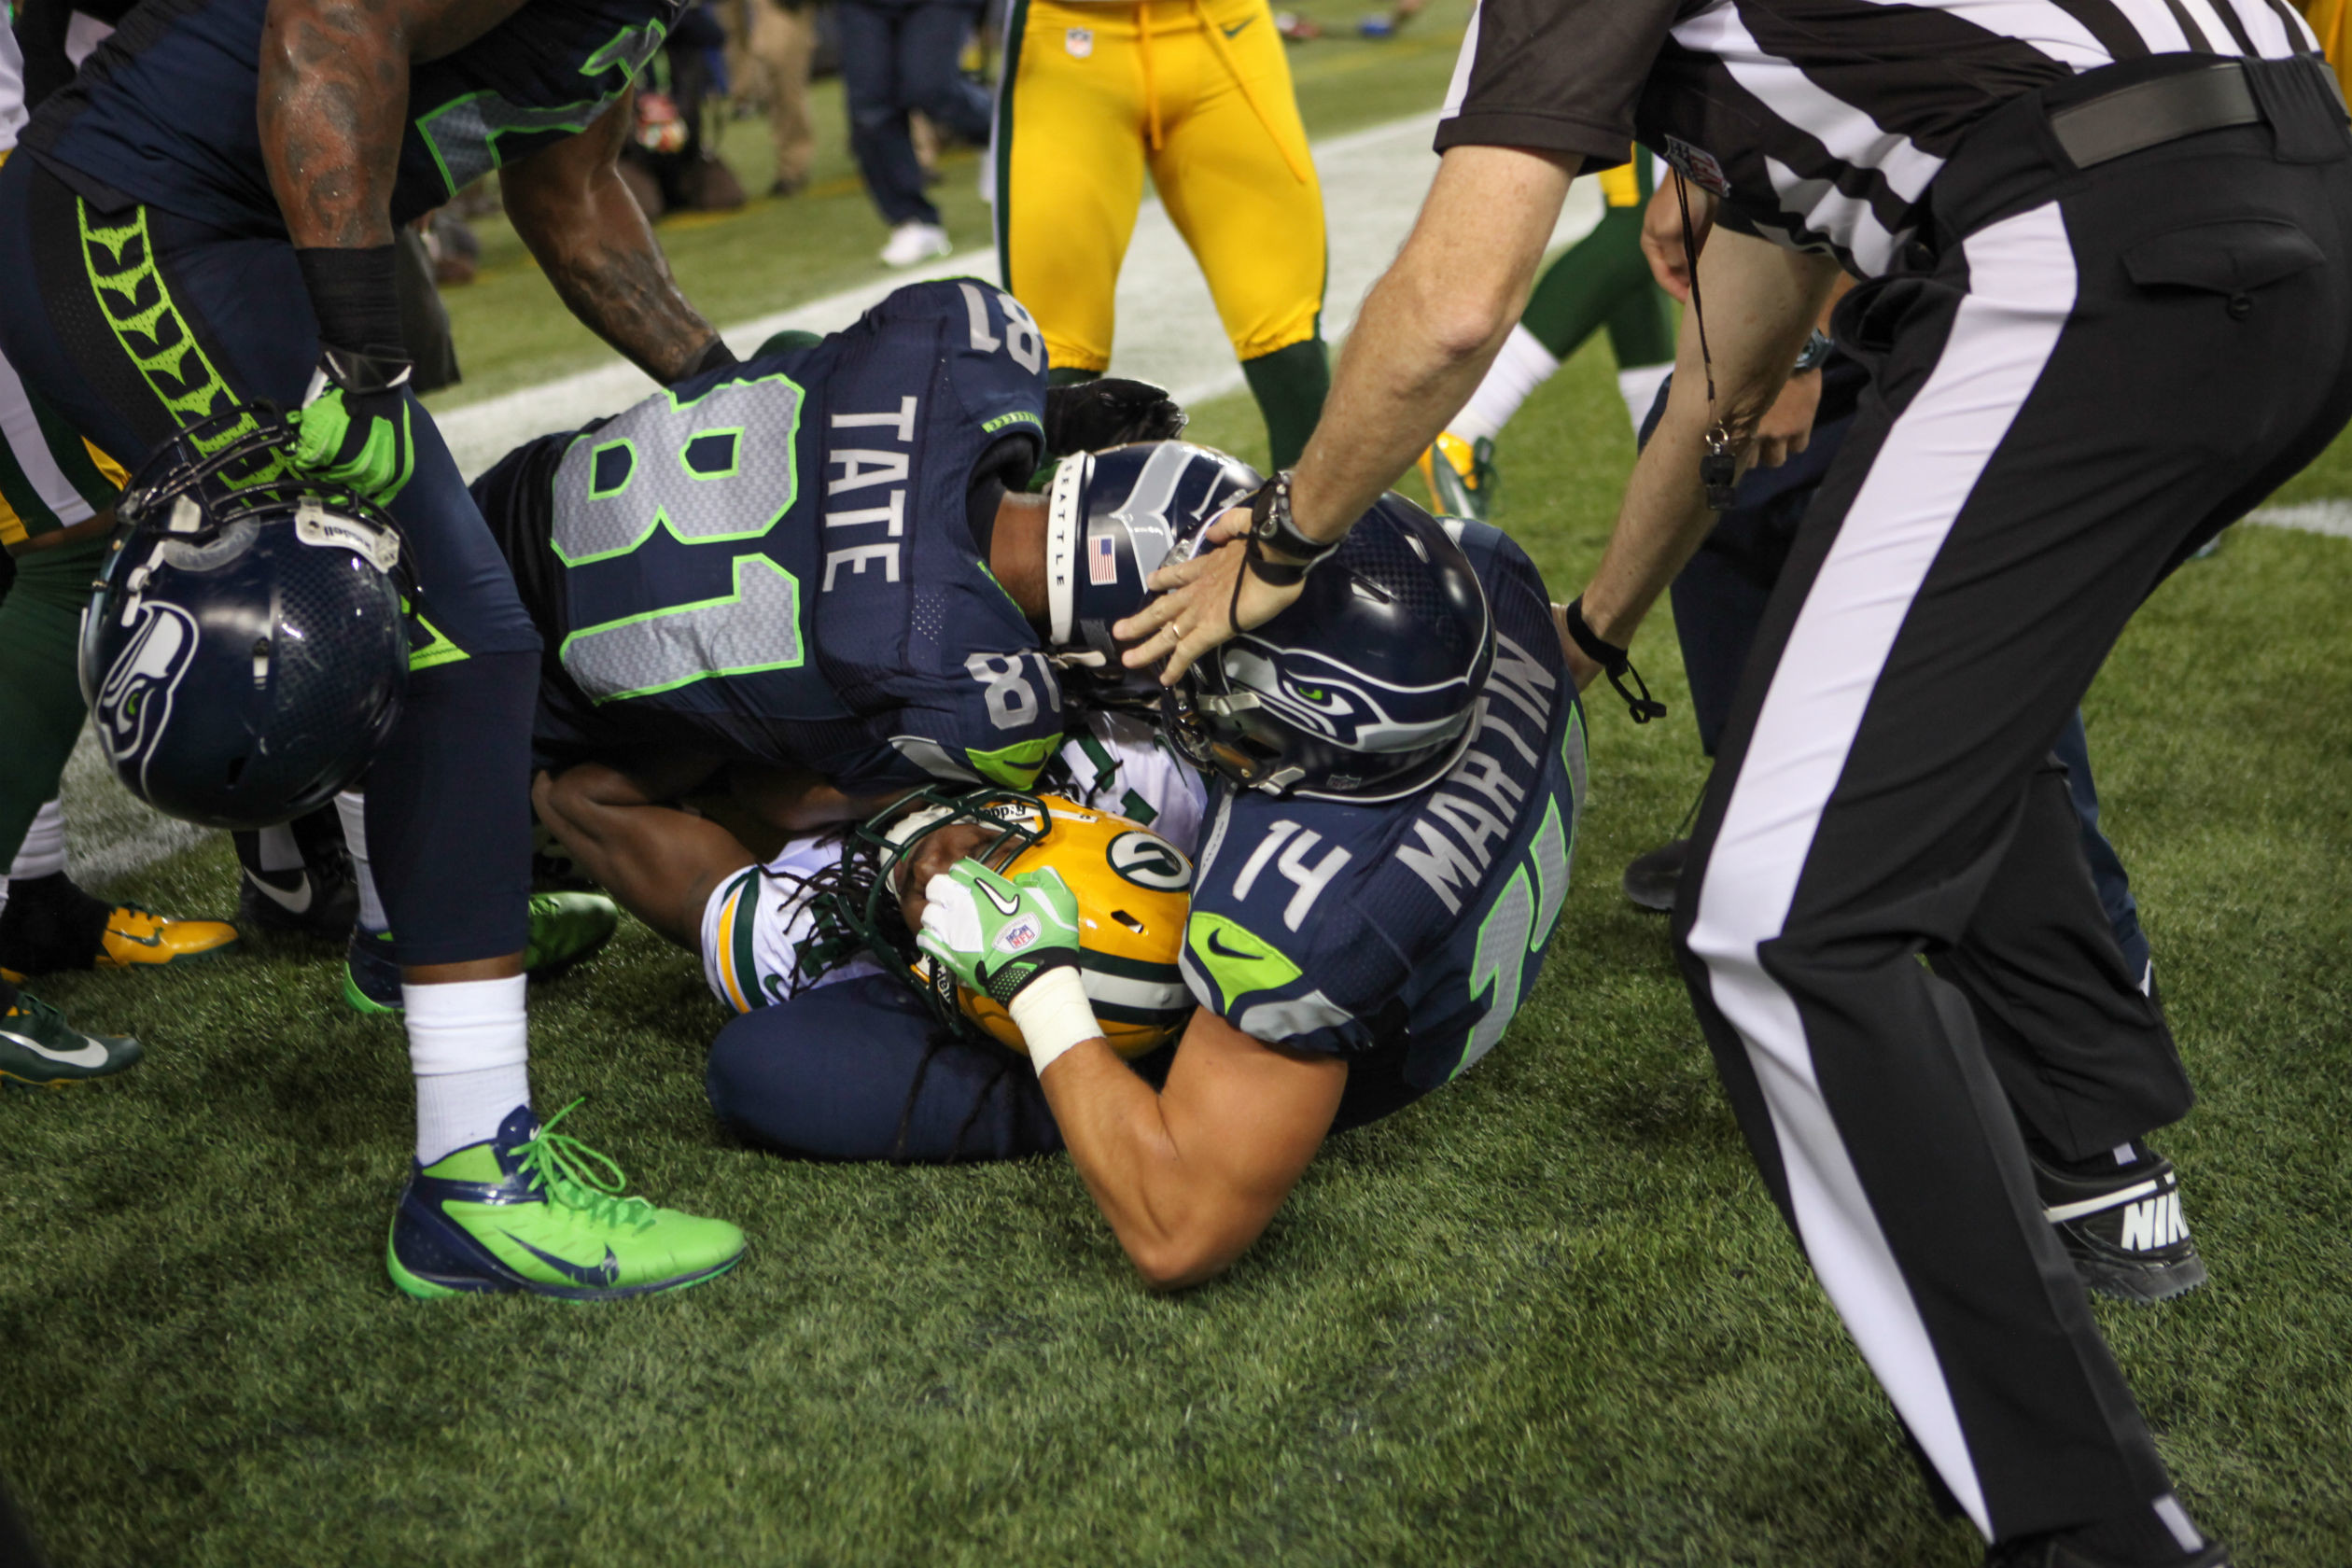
<box><xmin>833</xmin><ymin>788</ymin><xmax>1197</xmax><ymax>1058</ymax></box>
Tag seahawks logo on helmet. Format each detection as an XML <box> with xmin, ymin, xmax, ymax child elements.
<box><xmin>1218</xmin><ymin>643</ymin><xmax>1478</xmax><ymax>754</ymax></box>
<box><xmin>93</xmin><ymin>602</ymin><xmax>201</xmax><ymax>795</ymax></box>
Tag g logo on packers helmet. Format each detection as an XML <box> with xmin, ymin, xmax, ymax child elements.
<box><xmin>1108</xmin><ymin>830</ymin><xmax>1192</xmax><ymax>891</ymax></box>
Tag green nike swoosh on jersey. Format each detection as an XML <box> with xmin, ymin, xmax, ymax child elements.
<box><xmin>1186</xmin><ymin>912</ymin><xmax>1300</xmax><ymax>1007</ymax></box>
<box><xmin>1221</xmin><ymin>16</ymin><xmax>1255</xmax><ymax>36</ymax></box>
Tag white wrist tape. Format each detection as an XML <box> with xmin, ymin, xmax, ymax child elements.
<box><xmin>1007</xmin><ymin>965</ymin><xmax>1101</xmax><ymax>1076</ymax></box>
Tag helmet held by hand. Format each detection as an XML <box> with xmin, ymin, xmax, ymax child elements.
<box><xmin>78</xmin><ymin>408</ymin><xmax>411</xmax><ymax>831</ymax></box>
<box><xmin>1164</xmin><ymin>493</ymin><xmax>1494</xmax><ymax>803</ymax></box>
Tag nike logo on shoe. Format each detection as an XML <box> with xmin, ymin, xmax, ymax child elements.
<box><xmin>245</xmin><ymin>870</ymin><xmax>315</xmax><ymax>915</ymax></box>
<box><xmin>503</xmin><ymin>1233</ymin><xmax>623</xmax><ymax>1288</ymax></box>
<box><xmin>0</xmin><ymin>1028</ymin><xmax>110</xmax><ymax>1069</ymax></box>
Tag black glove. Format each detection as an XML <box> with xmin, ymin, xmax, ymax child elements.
<box><xmin>1042</xmin><ymin>377</ymin><xmax>1187</xmax><ymax>458</ymax></box>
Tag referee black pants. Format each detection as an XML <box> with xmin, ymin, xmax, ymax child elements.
<box><xmin>1673</xmin><ymin>56</ymin><xmax>2352</xmax><ymax>1549</ymax></box>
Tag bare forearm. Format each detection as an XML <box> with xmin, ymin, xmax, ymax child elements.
<box><xmin>259</xmin><ymin>0</ymin><xmax>409</xmax><ymax>248</ymax></box>
<box><xmin>534</xmin><ymin>762</ymin><xmax>742</xmax><ymax>948</ymax></box>
<box><xmin>1288</xmin><ymin>146</ymin><xmax>1576</xmax><ymax>541</ymax></box>
<box><xmin>1580</xmin><ymin>231</ymin><xmax>1839</xmax><ymax>646</ymax></box>
<box><xmin>523</xmin><ymin>174</ymin><xmax>722</xmax><ymax>384</ymax></box>
<box><xmin>1040</xmin><ymin>1044</ymin><xmax>1237</xmax><ymax>1290</ymax></box>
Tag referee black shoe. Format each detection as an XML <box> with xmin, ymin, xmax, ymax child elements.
<box><xmin>1622</xmin><ymin>838</ymin><xmax>1687</xmax><ymax>913</ymax></box>
<box><xmin>2031</xmin><ymin>1147</ymin><xmax>2207</xmax><ymax>1305</ymax></box>
<box><xmin>1985</xmin><ymin>1533</ymin><xmax>2232</xmax><ymax>1566</ymax></box>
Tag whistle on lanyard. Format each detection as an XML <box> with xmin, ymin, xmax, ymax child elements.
<box><xmin>1701</xmin><ymin>423</ymin><xmax>1739</xmax><ymax>512</ymax></box>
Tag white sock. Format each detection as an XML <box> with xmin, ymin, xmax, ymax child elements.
<box><xmin>1450</xmin><ymin>325</ymin><xmax>1561</xmax><ymax>444</ymax></box>
<box><xmin>336</xmin><ymin>791</ymin><xmax>387</xmax><ymax>934</ymax></box>
<box><xmin>407</xmin><ymin>974</ymin><xmax>530</xmax><ymax>1164</ymax></box>
<box><xmin>1617</xmin><ymin>361</ymin><xmax>1675</xmax><ymax>440</ymax></box>
<box><xmin>10</xmin><ymin>800</ymin><xmax>67</xmax><ymax>880</ymax></box>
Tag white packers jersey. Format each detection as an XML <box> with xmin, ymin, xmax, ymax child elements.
<box><xmin>699</xmin><ymin>710</ymin><xmax>1210</xmax><ymax>1014</ymax></box>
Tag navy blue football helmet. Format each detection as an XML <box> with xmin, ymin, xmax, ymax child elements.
<box><xmin>1162</xmin><ymin>493</ymin><xmax>1495</xmax><ymax>803</ymax></box>
<box><xmin>1044</xmin><ymin>441</ymin><xmax>1263</xmax><ymax>709</ymax></box>
<box><xmin>79</xmin><ymin>409</ymin><xmax>411</xmax><ymax>830</ymax></box>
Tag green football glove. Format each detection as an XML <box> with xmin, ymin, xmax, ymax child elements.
<box><xmin>291</xmin><ymin>346</ymin><xmax>416</xmax><ymax>503</ymax></box>
<box><xmin>916</xmin><ymin>860</ymin><xmax>1082</xmax><ymax>1003</ymax></box>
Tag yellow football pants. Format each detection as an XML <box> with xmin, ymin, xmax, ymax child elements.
<box><xmin>994</xmin><ymin>0</ymin><xmax>1325</xmax><ymax>373</ymax></box>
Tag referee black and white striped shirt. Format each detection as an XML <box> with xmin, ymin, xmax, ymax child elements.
<box><xmin>1438</xmin><ymin>0</ymin><xmax>2323</xmax><ymax>275</ymax></box>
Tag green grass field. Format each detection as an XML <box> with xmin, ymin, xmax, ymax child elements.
<box><xmin>8</xmin><ymin>12</ymin><xmax>2352</xmax><ymax>1564</ymax></box>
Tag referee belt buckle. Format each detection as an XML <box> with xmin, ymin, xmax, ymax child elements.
<box><xmin>2050</xmin><ymin>60</ymin><xmax>2261</xmax><ymax>170</ymax></box>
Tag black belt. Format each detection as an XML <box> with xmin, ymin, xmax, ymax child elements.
<box><xmin>2049</xmin><ymin>59</ymin><xmax>2261</xmax><ymax>169</ymax></box>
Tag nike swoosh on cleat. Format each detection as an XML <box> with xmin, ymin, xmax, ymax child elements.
<box><xmin>502</xmin><ymin>1233</ymin><xmax>623</xmax><ymax>1287</ymax></box>
<box><xmin>0</xmin><ymin>1029</ymin><xmax>111</xmax><ymax>1069</ymax></box>
<box><xmin>1205</xmin><ymin>931</ymin><xmax>1260</xmax><ymax>960</ymax></box>
<box><xmin>246</xmin><ymin>871</ymin><xmax>315</xmax><ymax>915</ymax></box>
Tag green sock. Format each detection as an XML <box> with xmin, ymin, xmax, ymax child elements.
<box><xmin>1519</xmin><ymin>207</ymin><xmax>1670</xmax><ymax>363</ymax></box>
<box><xmin>1240</xmin><ymin>338</ymin><xmax>1329</xmax><ymax>471</ymax></box>
<box><xmin>0</xmin><ymin>535</ymin><xmax>110</xmax><ymax>867</ymax></box>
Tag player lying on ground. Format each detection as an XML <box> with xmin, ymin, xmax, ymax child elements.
<box><xmin>459</xmin><ymin>278</ymin><xmax>1184</xmax><ymax>861</ymax></box>
<box><xmin>544</xmin><ymin>443</ymin><xmax>1589</xmax><ymax>1289</ymax></box>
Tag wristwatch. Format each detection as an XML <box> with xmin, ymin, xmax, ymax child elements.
<box><xmin>1792</xmin><ymin>328</ymin><xmax>1835</xmax><ymax>374</ymax></box>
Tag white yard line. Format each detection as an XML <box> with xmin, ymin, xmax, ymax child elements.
<box><xmin>2246</xmin><ymin>500</ymin><xmax>2352</xmax><ymax>539</ymax></box>
<box><xmin>434</xmin><ymin>112</ymin><xmax>1603</xmax><ymax>477</ymax></box>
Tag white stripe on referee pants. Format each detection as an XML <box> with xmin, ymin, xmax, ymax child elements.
<box><xmin>0</xmin><ymin>346</ymin><xmax>98</xmax><ymax>525</ymax></box>
<box><xmin>1684</xmin><ymin>199</ymin><xmax>2078</xmax><ymax>1542</ymax></box>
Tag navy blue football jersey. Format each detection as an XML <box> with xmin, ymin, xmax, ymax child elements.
<box><xmin>1179</xmin><ymin>519</ymin><xmax>1587</xmax><ymax>1096</ymax></box>
<box><xmin>477</xmin><ymin>278</ymin><xmax>1060</xmax><ymax>793</ymax></box>
<box><xmin>25</xmin><ymin>0</ymin><xmax>675</xmax><ymax>229</ymax></box>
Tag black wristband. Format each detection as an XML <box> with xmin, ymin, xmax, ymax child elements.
<box><xmin>294</xmin><ymin>245</ymin><xmax>407</xmax><ymax>361</ymax></box>
<box><xmin>1561</xmin><ymin>596</ymin><xmax>1629</xmax><ymax>672</ymax></box>
<box><xmin>1246</xmin><ymin>471</ymin><xmax>1338</xmax><ymax>568</ymax></box>
<box><xmin>684</xmin><ymin>336</ymin><xmax>739</xmax><ymax>380</ymax></box>
<box><xmin>1564</xmin><ymin>596</ymin><xmax>1668</xmax><ymax>725</ymax></box>
<box><xmin>1242</xmin><ymin>534</ymin><xmax>1309</xmax><ymax>587</ymax></box>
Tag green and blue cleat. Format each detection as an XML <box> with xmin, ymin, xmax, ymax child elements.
<box><xmin>388</xmin><ymin>1100</ymin><xmax>746</xmax><ymax>1301</ymax></box>
<box><xmin>0</xmin><ymin>990</ymin><xmax>142</xmax><ymax>1087</ymax></box>
<box><xmin>344</xmin><ymin>891</ymin><xmax>623</xmax><ymax>1015</ymax></box>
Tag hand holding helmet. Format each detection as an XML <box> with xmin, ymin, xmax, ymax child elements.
<box><xmin>1110</xmin><ymin>503</ymin><xmax>1306</xmax><ymax>686</ymax></box>
<box><xmin>916</xmin><ymin>861</ymin><xmax>1102</xmax><ymax>1073</ymax></box>
<box><xmin>915</xmin><ymin>861</ymin><xmax>1083</xmax><ymax>1002</ymax></box>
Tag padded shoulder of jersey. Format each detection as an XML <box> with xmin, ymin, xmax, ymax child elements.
<box><xmin>1180</xmin><ymin>788</ymin><xmax>1412</xmax><ymax>1056</ymax></box>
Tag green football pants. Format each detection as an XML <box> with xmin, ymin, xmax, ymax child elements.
<box><xmin>0</xmin><ymin>535</ymin><xmax>106</xmax><ymax>868</ymax></box>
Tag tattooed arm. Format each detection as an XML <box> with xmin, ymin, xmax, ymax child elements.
<box><xmin>500</xmin><ymin>93</ymin><xmax>727</xmax><ymax>384</ymax></box>
<box><xmin>258</xmin><ymin>0</ymin><xmax>530</xmax><ymax>250</ymax></box>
